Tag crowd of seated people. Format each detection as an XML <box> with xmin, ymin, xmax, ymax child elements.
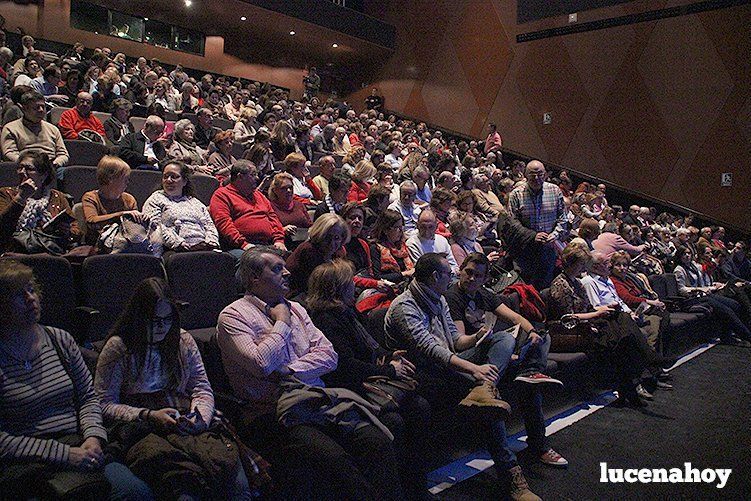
<box><xmin>2</xmin><ymin>35</ymin><xmax>751</xmax><ymax>500</ymax></box>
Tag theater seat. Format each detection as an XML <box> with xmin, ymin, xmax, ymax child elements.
<box><xmin>59</xmin><ymin>165</ymin><xmax>97</xmax><ymax>202</ymax></box>
<box><xmin>80</xmin><ymin>254</ymin><xmax>166</xmax><ymax>341</ymax></box>
<box><xmin>64</xmin><ymin>140</ymin><xmax>111</xmax><ymax>166</ymax></box>
<box><xmin>49</xmin><ymin>106</ymin><xmax>72</xmax><ymax>125</ymax></box>
<box><xmin>0</xmin><ymin>161</ymin><xmax>18</xmax><ymax>188</ymax></box>
<box><xmin>192</xmin><ymin>173</ymin><xmax>220</xmax><ymax>206</ymax></box>
<box><xmin>231</xmin><ymin>142</ymin><xmax>246</xmax><ymax>159</ymax></box>
<box><xmin>213</xmin><ymin>117</ymin><xmax>234</xmax><ymax>131</ymax></box>
<box><xmin>127</xmin><ymin>169</ymin><xmax>162</xmax><ymax>208</ymax></box>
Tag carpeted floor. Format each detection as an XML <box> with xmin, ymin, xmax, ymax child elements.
<box><xmin>438</xmin><ymin>345</ymin><xmax>751</xmax><ymax>500</ymax></box>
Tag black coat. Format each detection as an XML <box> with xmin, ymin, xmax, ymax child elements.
<box><xmin>310</xmin><ymin>306</ymin><xmax>396</xmax><ymax>392</ymax></box>
<box><xmin>118</xmin><ymin>131</ymin><xmax>167</xmax><ymax>169</ymax></box>
<box><xmin>104</xmin><ymin>117</ymin><xmax>135</xmax><ymax>145</ymax></box>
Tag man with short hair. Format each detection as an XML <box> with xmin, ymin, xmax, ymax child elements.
<box><xmin>388</xmin><ymin>180</ymin><xmax>422</xmax><ymax>238</ymax></box>
<box><xmin>385</xmin><ymin>253</ymin><xmax>542</xmax><ymax>501</ymax></box>
<box><xmin>217</xmin><ymin>246</ymin><xmax>401</xmax><ymax>499</ymax></box>
<box><xmin>194</xmin><ymin>107</ymin><xmax>219</xmax><ymax>149</ymax></box>
<box><xmin>445</xmin><ymin>252</ymin><xmax>567</xmax><ymax>466</ymax></box>
<box><xmin>313</xmin><ymin>123</ymin><xmax>335</xmax><ymax>154</ymax></box>
<box><xmin>313</xmin><ymin>171</ymin><xmax>350</xmax><ymax>221</ymax></box>
<box><xmin>723</xmin><ymin>241</ymin><xmax>751</xmax><ymax>282</ymax></box>
<box><xmin>58</xmin><ymin>91</ymin><xmax>106</xmax><ymax>140</ymax></box>
<box><xmin>507</xmin><ymin>160</ymin><xmax>567</xmax><ymax>290</ymax></box>
<box><xmin>30</xmin><ymin>64</ymin><xmax>69</xmax><ymax>105</ymax></box>
<box><xmin>1</xmin><ymin>90</ymin><xmax>69</xmax><ymax>167</ymax></box>
<box><xmin>118</xmin><ymin>115</ymin><xmax>167</xmax><ymax>169</ymax></box>
<box><xmin>406</xmin><ymin>209</ymin><xmax>459</xmax><ymax>275</ymax></box>
<box><xmin>209</xmin><ymin>160</ymin><xmax>287</xmax><ymax>255</ymax></box>
<box><xmin>622</xmin><ymin>205</ymin><xmax>641</xmax><ymax>227</ymax></box>
<box><xmin>311</xmin><ymin>155</ymin><xmax>336</xmax><ymax>197</ymax></box>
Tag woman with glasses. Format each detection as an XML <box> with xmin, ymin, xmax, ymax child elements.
<box><xmin>142</xmin><ymin>161</ymin><xmax>219</xmax><ymax>255</ymax></box>
<box><xmin>0</xmin><ymin>261</ymin><xmax>151</xmax><ymax>500</ymax></box>
<box><xmin>0</xmin><ymin>151</ymin><xmax>78</xmax><ymax>252</ymax></box>
<box><xmin>94</xmin><ymin>277</ymin><xmax>251</xmax><ymax>500</ymax></box>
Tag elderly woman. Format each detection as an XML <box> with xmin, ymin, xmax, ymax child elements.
<box><xmin>0</xmin><ymin>152</ymin><xmax>78</xmax><ymax>253</ymax></box>
<box><xmin>233</xmin><ymin>106</ymin><xmax>257</xmax><ymax>146</ymax></box>
<box><xmin>142</xmin><ymin>161</ymin><xmax>219</xmax><ymax>254</ymax></box>
<box><xmin>269</xmin><ymin>120</ymin><xmax>296</xmax><ymax>161</ymax></box>
<box><xmin>103</xmin><ymin>98</ymin><xmax>135</xmax><ymax>145</ymax></box>
<box><xmin>177</xmin><ymin>81</ymin><xmax>199</xmax><ymax>113</ymax></box>
<box><xmin>268</xmin><ymin>172</ymin><xmax>312</xmax><ymax>247</ymax></box>
<box><xmin>449</xmin><ymin>211</ymin><xmax>499</xmax><ymax>269</ymax></box>
<box><xmin>347</xmin><ymin>160</ymin><xmax>376</xmax><ymax>202</ymax></box>
<box><xmin>284</xmin><ymin>152</ymin><xmax>319</xmax><ymax>203</ymax></box>
<box><xmin>307</xmin><ymin>259</ymin><xmax>429</xmax><ymax>498</ymax></box>
<box><xmin>167</xmin><ymin>119</ymin><xmax>210</xmax><ymax>174</ymax></box>
<box><xmin>95</xmin><ymin>278</ymin><xmax>251</xmax><ymax>499</ymax></box>
<box><xmin>207</xmin><ymin>130</ymin><xmax>236</xmax><ymax>180</ymax></box>
<box><xmin>285</xmin><ymin>213</ymin><xmax>350</xmax><ymax>297</ymax></box>
<box><xmin>548</xmin><ymin>245</ymin><xmax>665</xmax><ymax>407</ymax></box>
<box><xmin>0</xmin><ymin>261</ymin><xmax>151</xmax><ymax>500</ymax></box>
<box><xmin>82</xmin><ymin>156</ymin><xmax>142</xmax><ymax>245</ymax></box>
<box><xmin>369</xmin><ymin>209</ymin><xmax>415</xmax><ymax>283</ymax></box>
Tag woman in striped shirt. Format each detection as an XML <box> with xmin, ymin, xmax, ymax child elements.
<box><xmin>0</xmin><ymin>261</ymin><xmax>151</xmax><ymax>499</ymax></box>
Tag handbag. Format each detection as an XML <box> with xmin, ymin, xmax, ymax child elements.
<box><xmin>361</xmin><ymin>375</ymin><xmax>417</xmax><ymax>413</ymax></box>
<box><xmin>546</xmin><ymin>315</ymin><xmax>596</xmax><ymax>353</ymax></box>
<box><xmin>12</xmin><ymin>228</ymin><xmax>67</xmax><ymax>255</ymax></box>
<box><xmin>98</xmin><ymin>215</ymin><xmax>160</xmax><ymax>255</ymax></box>
<box><xmin>486</xmin><ymin>262</ymin><xmax>521</xmax><ymax>294</ymax></box>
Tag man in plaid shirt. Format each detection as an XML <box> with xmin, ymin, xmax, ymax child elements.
<box><xmin>507</xmin><ymin>160</ymin><xmax>568</xmax><ymax>289</ymax></box>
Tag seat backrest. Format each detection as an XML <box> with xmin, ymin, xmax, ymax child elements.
<box><xmin>49</xmin><ymin>106</ymin><xmax>72</xmax><ymax>126</ymax></box>
<box><xmin>1</xmin><ymin>254</ymin><xmax>77</xmax><ymax>335</ymax></box>
<box><xmin>127</xmin><ymin>170</ymin><xmax>162</xmax><ymax>208</ymax></box>
<box><xmin>231</xmin><ymin>141</ymin><xmax>246</xmax><ymax>159</ymax></box>
<box><xmin>191</xmin><ymin>174</ymin><xmax>220</xmax><ymax>206</ymax></box>
<box><xmin>64</xmin><ymin>140</ymin><xmax>110</xmax><ymax>166</ymax></box>
<box><xmin>92</xmin><ymin>111</ymin><xmax>111</xmax><ymax>124</ymax></box>
<box><xmin>0</xmin><ymin>162</ymin><xmax>18</xmax><ymax>188</ymax></box>
<box><xmin>648</xmin><ymin>273</ymin><xmax>678</xmax><ymax>298</ymax></box>
<box><xmin>164</xmin><ymin>251</ymin><xmax>237</xmax><ymax>330</ymax></box>
<box><xmin>213</xmin><ymin>117</ymin><xmax>234</xmax><ymax>131</ymax></box>
<box><xmin>129</xmin><ymin>116</ymin><xmax>146</xmax><ymax>132</ymax></box>
<box><xmin>365</xmin><ymin>308</ymin><xmax>389</xmax><ymax>349</ymax></box>
<box><xmin>59</xmin><ymin>165</ymin><xmax>97</xmax><ymax>202</ymax></box>
<box><xmin>81</xmin><ymin>254</ymin><xmax>166</xmax><ymax>340</ymax></box>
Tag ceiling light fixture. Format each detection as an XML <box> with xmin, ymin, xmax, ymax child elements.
<box><xmin>185</xmin><ymin>0</ymin><xmax>192</xmax><ymax>6</ymax></box>
<box><xmin>289</xmin><ymin>30</ymin><xmax>296</xmax><ymax>35</ymax></box>
<box><xmin>332</xmin><ymin>43</ymin><xmax>338</xmax><ymax>48</ymax></box>
<box><xmin>240</xmin><ymin>16</ymin><xmax>247</xmax><ymax>21</ymax></box>
<box><xmin>144</xmin><ymin>17</ymin><xmax>149</xmax><ymax>21</ymax></box>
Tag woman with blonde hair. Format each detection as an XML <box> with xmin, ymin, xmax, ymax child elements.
<box><xmin>267</xmin><ymin>172</ymin><xmax>312</xmax><ymax>247</ymax></box>
<box><xmin>285</xmin><ymin>213</ymin><xmax>350</xmax><ymax>297</ymax></box>
<box><xmin>206</xmin><ymin>130</ymin><xmax>236</xmax><ymax>180</ymax></box>
<box><xmin>284</xmin><ymin>152</ymin><xmax>319</xmax><ymax>202</ymax></box>
<box><xmin>341</xmin><ymin>145</ymin><xmax>366</xmax><ymax>177</ymax></box>
<box><xmin>269</xmin><ymin>120</ymin><xmax>296</xmax><ymax>161</ymax></box>
<box><xmin>347</xmin><ymin>159</ymin><xmax>376</xmax><ymax>202</ymax></box>
<box><xmin>82</xmin><ymin>155</ymin><xmax>143</xmax><ymax>245</ymax></box>
<box><xmin>233</xmin><ymin>106</ymin><xmax>257</xmax><ymax>146</ymax></box>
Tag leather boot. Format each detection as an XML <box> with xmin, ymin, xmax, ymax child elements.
<box><xmin>459</xmin><ymin>381</ymin><xmax>511</xmax><ymax>418</ymax></box>
<box><xmin>507</xmin><ymin>465</ymin><xmax>541</xmax><ymax>501</ymax></box>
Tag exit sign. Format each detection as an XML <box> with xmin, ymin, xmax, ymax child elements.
<box><xmin>721</xmin><ymin>173</ymin><xmax>732</xmax><ymax>187</ymax></box>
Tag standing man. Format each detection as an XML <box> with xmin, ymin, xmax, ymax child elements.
<box><xmin>303</xmin><ymin>66</ymin><xmax>321</xmax><ymax>100</ymax></box>
<box><xmin>365</xmin><ymin>87</ymin><xmax>384</xmax><ymax>112</ymax></box>
<box><xmin>507</xmin><ymin>160</ymin><xmax>567</xmax><ymax>290</ymax></box>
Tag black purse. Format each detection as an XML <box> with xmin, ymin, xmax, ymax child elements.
<box><xmin>361</xmin><ymin>375</ymin><xmax>418</xmax><ymax>413</ymax></box>
<box><xmin>12</xmin><ymin>228</ymin><xmax>67</xmax><ymax>255</ymax></box>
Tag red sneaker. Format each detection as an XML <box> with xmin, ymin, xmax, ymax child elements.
<box><xmin>514</xmin><ymin>373</ymin><xmax>563</xmax><ymax>385</ymax></box>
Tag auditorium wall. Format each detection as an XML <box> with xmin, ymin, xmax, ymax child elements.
<box><xmin>2</xmin><ymin>0</ymin><xmax>306</xmax><ymax>94</ymax></box>
<box><xmin>356</xmin><ymin>0</ymin><xmax>751</xmax><ymax>231</ymax></box>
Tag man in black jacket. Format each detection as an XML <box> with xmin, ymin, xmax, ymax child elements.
<box><xmin>194</xmin><ymin>107</ymin><xmax>219</xmax><ymax>149</ymax></box>
<box><xmin>118</xmin><ymin>115</ymin><xmax>167</xmax><ymax>170</ymax></box>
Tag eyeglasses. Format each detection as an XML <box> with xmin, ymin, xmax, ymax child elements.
<box><xmin>17</xmin><ymin>164</ymin><xmax>38</xmax><ymax>173</ymax></box>
<box><xmin>151</xmin><ymin>314</ymin><xmax>175</xmax><ymax>327</ymax></box>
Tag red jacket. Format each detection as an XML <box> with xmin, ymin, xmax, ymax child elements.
<box><xmin>347</xmin><ymin>181</ymin><xmax>370</xmax><ymax>202</ymax></box>
<box><xmin>610</xmin><ymin>275</ymin><xmax>647</xmax><ymax>309</ymax></box>
<box><xmin>503</xmin><ymin>283</ymin><xmax>545</xmax><ymax>322</ymax></box>
<box><xmin>58</xmin><ymin>109</ymin><xmax>105</xmax><ymax>140</ymax></box>
<box><xmin>209</xmin><ymin>183</ymin><xmax>285</xmax><ymax>249</ymax></box>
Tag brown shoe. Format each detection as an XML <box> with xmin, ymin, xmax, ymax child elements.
<box><xmin>458</xmin><ymin>382</ymin><xmax>511</xmax><ymax>418</ymax></box>
<box><xmin>508</xmin><ymin>465</ymin><xmax>541</xmax><ymax>501</ymax></box>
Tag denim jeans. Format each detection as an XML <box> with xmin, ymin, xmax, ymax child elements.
<box><xmin>457</xmin><ymin>330</ymin><xmax>551</xmax><ymax>458</ymax></box>
<box><xmin>103</xmin><ymin>462</ymin><xmax>154</xmax><ymax>501</ymax></box>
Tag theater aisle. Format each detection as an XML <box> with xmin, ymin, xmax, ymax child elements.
<box><xmin>438</xmin><ymin>345</ymin><xmax>751</xmax><ymax>500</ymax></box>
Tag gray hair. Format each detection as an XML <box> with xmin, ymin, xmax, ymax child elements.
<box><xmin>174</xmin><ymin>119</ymin><xmax>195</xmax><ymax>140</ymax></box>
<box><xmin>144</xmin><ymin>115</ymin><xmax>165</xmax><ymax>131</ymax></box>
<box><xmin>238</xmin><ymin>246</ymin><xmax>284</xmax><ymax>289</ymax></box>
<box><xmin>0</xmin><ymin>47</ymin><xmax>12</xmax><ymax>61</ymax></box>
<box><xmin>399</xmin><ymin>180</ymin><xmax>417</xmax><ymax>193</ymax></box>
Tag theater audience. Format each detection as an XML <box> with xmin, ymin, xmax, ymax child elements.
<box><xmin>167</xmin><ymin>119</ymin><xmax>210</xmax><ymax>174</ymax></box>
<box><xmin>313</xmin><ymin>171</ymin><xmax>350</xmax><ymax>220</ymax></box>
<box><xmin>143</xmin><ymin>161</ymin><xmax>219</xmax><ymax>254</ymax></box>
<box><xmin>94</xmin><ymin>277</ymin><xmax>250</xmax><ymax>499</ymax></box>
<box><xmin>267</xmin><ymin>172</ymin><xmax>312</xmax><ymax>246</ymax></box>
<box><xmin>388</xmin><ymin>180</ymin><xmax>421</xmax><ymax>238</ymax></box>
<box><xmin>103</xmin><ymin>98</ymin><xmax>135</xmax><ymax>145</ymax></box>
<box><xmin>1</xmin><ymin>90</ymin><xmax>69</xmax><ymax>167</ymax></box>
<box><xmin>284</xmin><ymin>152</ymin><xmax>318</xmax><ymax>203</ymax></box>
<box><xmin>233</xmin><ymin>106</ymin><xmax>257</xmax><ymax>146</ymax></box>
<box><xmin>0</xmin><ymin>261</ymin><xmax>151</xmax><ymax>500</ymax></box>
<box><xmin>209</xmin><ymin>160</ymin><xmax>286</xmax><ymax>255</ymax></box>
<box><xmin>216</xmin><ymin>246</ymin><xmax>402</xmax><ymax>499</ymax></box>
<box><xmin>370</xmin><ymin>209</ymin><xmax>416</xmax><ymax>283</ymax></box>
